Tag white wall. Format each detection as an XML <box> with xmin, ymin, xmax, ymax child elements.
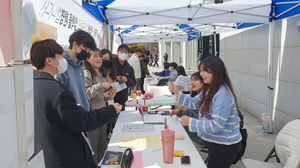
<box><xmin>159</xmin><ymin>40</ymin><xmax>198</xmax><ymax>75</ymax></box>
<box><xmin>220</xmin><ymin>15</ymin><xmax>300</xmax><ymax>130</ymax></box>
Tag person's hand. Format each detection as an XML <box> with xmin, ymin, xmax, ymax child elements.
<box><xmin>180</xmin><ymin>115</ymin><xmax>191</xmax><ymax>126</ymax></box>
<box><xmin>170</xmin><ymin>109</ymin><xmax>180</xmax><ymax>117</ymax></box>
<box><xmin>101</xmin><ymin>82</ymin><xmax>111</xmax><ymax>90</ymax></box>
<box><xmin>151</xmin><ymin>72</ymin><xmax>154</xmax><ymax>74</ymax></box>
<box><xmin>112</xmin><ymin>103</ymin><xmax>122</xmax><ymax>113</ymax></box>
<box><xmin>121</xmin><ymin>76</ymin><xmax>128</xmax><ymax>82</ymax></box>
<box><xmin>107</xmin><ymin>89</ymin><xmax>116</xmax><ymax>98</ymax></box>
<box><xmin>174</xmin><ymin>103</ymin><xmax>188</xmax><ymax>111</ymax></box>
<box><xmin>169</xmin><ymin>82</ymin><xmax>179</xmax><ymax>95</ymax></box>
<box><xmin>177</xmin><ymin>85</ymin><xmax>184</xmax><ymax>91</ymax></box>
<box><xmin>116</xmin><ymin>76</ymin><xmax>122</xmax><ymax>81</ymax></box>
<box><xmin>147</xmin><ymin>75</ymin><xmax>152</xmax><ymax>78</ymax></box>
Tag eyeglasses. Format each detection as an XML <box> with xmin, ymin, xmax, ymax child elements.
<box><xmin>86</xmin><ymin>49</ymin><xmax>93</xmax><ymax>55</ymax></box>
<box><xmin>80</xmin><ymin>45</ymin><xmax>93</xmax><ymax>55</ymax></box>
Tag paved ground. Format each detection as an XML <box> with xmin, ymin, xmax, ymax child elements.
<box><xmin>196</xmin><ymin>109</ymin><xmax>278</xmax><ymax>168</ymax></box>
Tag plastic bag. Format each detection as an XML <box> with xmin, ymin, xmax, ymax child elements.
<box><xmin>261</xmin><ymin>113</ymin><xmax>271</xmax><ymax>133</ymax></box>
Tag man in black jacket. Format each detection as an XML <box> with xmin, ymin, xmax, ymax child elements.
<box><xmin>113</xmin><ymin>44</ymin><xmax>136</xmax><ymax>111</ymax></box>
<box><xmin>29</xmin><ymin>39</ymin><xmax>122</xmax><ymax>168</ymax></box>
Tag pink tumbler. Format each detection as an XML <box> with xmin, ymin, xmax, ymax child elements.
<box><xmin>161</xmin><ymin>129</ymin><xmax>175</xmax><ymax>163</ymax></box>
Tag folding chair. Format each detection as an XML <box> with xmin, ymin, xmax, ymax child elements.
<box><xmin>242</xmin><ymin>146</ymin><xmax>284</xmax><ymax>168</ymax></box>
<box><xmin>242</xmin><ymin>119</ymin><xmax>300</xmax><ymax>168</ymax></box>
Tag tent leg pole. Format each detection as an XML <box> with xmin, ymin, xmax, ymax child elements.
<box><xmin>11</xmin><ymin>0</ymin><xmax>28</xmax><ymax>167</ymax></box>
<box><xmin>108</xmin><ymin>25</ymin><xmax>111</xmax><ymax>51</ymax></box>
<box><xmin>267</xmin><ymin>21</ymin><xmax>275</xmax><ymax>134</ymax></box>
<box><xmin>213</xmin><ymin>26</ymin><xmax>217</xmax><ymax>56</ymax></box>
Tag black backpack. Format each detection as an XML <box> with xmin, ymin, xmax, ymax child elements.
<box><xmin>232</xmin><ymin>112</ymin><xmax>248</xmax><ymax>164</ymax></box>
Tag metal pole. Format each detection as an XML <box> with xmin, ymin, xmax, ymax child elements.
<box><xmin>213</xmin><ymin>26</ymin><xmax>217</xmax><ymax>56</ymax></box>
<box><xmin>108</xmin><ymin>25</ymin><xmax>111</xmax><ymax>50</ymax></box>
<box><xmin>10</xmin><ymin>0</ymin><xmax>28</xmax><ymax>167</ymax></box>
<box><xmin>267</xmin><ymin>3</ymin><xmax>276</xmax><ymax>134</ymax></box>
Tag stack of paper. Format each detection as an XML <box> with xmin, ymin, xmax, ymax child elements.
<box><xmin>143</xmin><ymin>114</ymin><xmax>164</xmax><ymax>124</ymax></box>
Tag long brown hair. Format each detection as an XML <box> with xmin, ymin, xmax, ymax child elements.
<box><xmin>198</xmin><ymin>56</ymin><xmax>238</xmax><ymax>118</ymax></box>
<box><xmin>84</xmin><ymin>48</ymin><xmax>107</xmax><ymax>77</ymax></box>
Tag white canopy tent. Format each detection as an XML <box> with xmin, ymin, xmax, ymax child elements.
<box><xmin>112</xmin><ymin>23</ymin><xmax>241</xmax><ymax>43</ymax></box>
<box><xmin>98</xmin><ymin>0</ymin><xmax>300</xmax><ymax>133</ymax></box>
<box><xmin>104</xmin><ymin>0</ymin><xmax>271</xmax><ymax>43</ymax></box>
<box><xmin>106</xmin><ymin>0</ymin><xmax>270</xmax><ymax>25</ymax></box>
<box><xmin>2</xmin><ymin>0</ymin><xmax>300</xmax><ymax>167</ymax></box>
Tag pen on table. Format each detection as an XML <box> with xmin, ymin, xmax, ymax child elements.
<box><xmin>152</xmin><ymin>148</ymin><xmax>162</xmax><ymax>152</ymax></box>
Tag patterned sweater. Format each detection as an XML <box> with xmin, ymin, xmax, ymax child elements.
<box><xmin>176</xmin><ymin>85</ymin><xmax>242</xmax><ymax>145</ymax></box>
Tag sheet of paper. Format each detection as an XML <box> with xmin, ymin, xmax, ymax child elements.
<box><xmin>127</xmin><ymin>100</ymin><xmax>154</xmax><ymax>105</ymax></box>
<box><xmin>120</xmin><ymin>82</ymin><xmax>127</xmax><ymax>90</ymax></box>
<box><xmin>143</xmin><ymin>114</ymin><xmax>164</xmax><ymax>124</ymax></box>
<box><xmin>153</xmin><ymin>99</ymin><xmax>174</xmax><ymax>104</ymax></box>
<box><xmin>110</xmin><ymin>82</ymin><xmax>122</xmax><ymax>92</ymax></box>
<box><xmin>119</xmin><ymin>135</ymin><xmax>162</xmax><ymax>148</ymax></box>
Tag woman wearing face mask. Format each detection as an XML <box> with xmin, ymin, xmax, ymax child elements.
<box><xmin>101</xmin><ymin>49</ymin><xmax>116</xmax><ymax>83</ymax></box>
<box><xmin>100</xmin><ymin>48</ymin><xmax>117</xmax><ymax>141</ymax></box>
<box><xmin>84</xmin><ymin>49</ymin><xmax>116</xmax><ymax>166</ymax></box>
<box><xmin>169</xmin><ymin>56</ymin><xmax>242</xmax><ymax>168</ymax></box>
<box><xmin>30</xmin><ymin>39</ymin><xmax>122</xmax><ymax>168</ymax></box>
<box><xmin>170</xmin><ymin>72</ymin><xmax>208</xmax><ymax>147</ymax></box>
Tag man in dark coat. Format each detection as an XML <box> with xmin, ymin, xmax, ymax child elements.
<box><xmin>29</xmin><ymin>39</ymin><xmax>122</xmax><ymax>168</ymax></box>
<box><xmin>113</xmin><ymin>44</ymin><xmax>136</xmax><ymax>111</ymax></box>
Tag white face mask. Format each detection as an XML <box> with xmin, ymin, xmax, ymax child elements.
<box><xmin>51</xmin><ymin>58</ymin><xmax>68</xmax><ymax>74</ymax></box>
<box><xmin>118</xmin><ymin>53</ymin><xmax>129</xmax><ymax>61</ymax></box>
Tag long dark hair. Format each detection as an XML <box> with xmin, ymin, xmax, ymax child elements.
<box><xmin>198</xmin><ymin>56</ymin><xmax>238</xmax><ymax>118</ymax></box>
<box><xmin>190</xmin><ymin>72</ymin><xmax>203</xmax><ymax>97</ymax></box>
<box><xmin>84</xmin><ymin>48</ymin><xmax>107</xmax><ymax>77</ymax></box>
<box><xmin>101</xmin><ymin>49</ymin><xmax>116</xmax><ymax>81</ymax></box>
<box><xmin>176</xmin><ymin>66</ymin><xmax>187</xmax><ymax>76</ymax></box>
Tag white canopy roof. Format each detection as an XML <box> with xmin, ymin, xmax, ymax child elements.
<box><xmin>106</xmin><ymin>0</ymin><xmax>270</xmax><ymax>25</ymax></box>
<box><xmin>105</xmin><ymin>0</ymin><xmax>271</xmax><ymax>42</ymax></box>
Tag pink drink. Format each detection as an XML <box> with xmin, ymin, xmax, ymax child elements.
<box><xmin>161</xmin><ymin>129</ymin><xmax>175</xmax><ymax>163</ymax></box>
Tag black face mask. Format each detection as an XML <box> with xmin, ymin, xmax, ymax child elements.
<box><xmin>103</xmin><ymin>60</ymin><xmax>112</xmax><ymax>68</ymax></box>
<box><xmin>77</xmin><ymin>50</ymin><xmax>90</xmax><ymax>60</ymax></box>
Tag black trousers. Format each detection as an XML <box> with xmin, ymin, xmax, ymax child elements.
<box><xmin>153</xmin><ymin>61</ymin><xmax>159</xmax><ymax>66</ymax></box>
<box><xmin>139</xmin><ymin>77</ymin><xmax>145</xmax><ymax>94</ymax></box>
<box><xmin>207</xmin><ymin>141</ymin><xmax>241</xmax><ymax>168</ymax></box>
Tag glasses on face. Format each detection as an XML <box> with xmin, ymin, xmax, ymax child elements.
<box><xmin>80</xmin><ymin>45</ymin><xmax>93</xmax><ymax>54</ymax></box>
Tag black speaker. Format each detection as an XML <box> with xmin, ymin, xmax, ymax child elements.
<box><xmin>214</xmin><ymin>0</ymin><xmax>223</xmax><ymax>4</ymax></box>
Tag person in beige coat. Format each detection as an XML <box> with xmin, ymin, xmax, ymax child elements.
<box><xmin>84</xmin><ymin>48</ymin><xmax>116</xmax><ymax>166</ymax></box>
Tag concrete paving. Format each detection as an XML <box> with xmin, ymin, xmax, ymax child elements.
<box><xmin>195</xmin><ymin>109</ymin><xmax>278</xmax><ymax>168</ymax></box>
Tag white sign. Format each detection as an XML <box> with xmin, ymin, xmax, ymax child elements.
<box><xmin>25</xmin><ymin>0</ymin><xmax>104</xmax><ymax>55</ymax></box>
